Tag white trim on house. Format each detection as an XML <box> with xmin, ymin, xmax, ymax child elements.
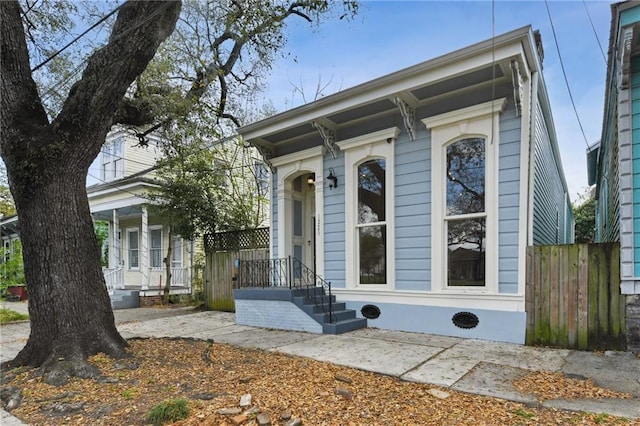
<box><xmin>518</xmin><ymin>70</ymin><xmax>538</xmax><ymax>300</ymax></box>
<box><xmin>333</xmin><ymin>289</ymin><xmax>525</xmax><ymax>312</ymax></box>
<box><xmin>272</xmin><ymin>146</ymin><xmax>326</xmax><ymax>276</ymax></box>
<box><xmin>338</xmin><ymin>127</ymin><xmax>400</xmax><ymax>290</ymax></box>
<box><xmin>424</xmin><ymin>98</ymin><xmax>506</xmax><ymax>295</ymax></box>
<box><xmin>90</xmin><ymin>197</ymin><xmax>149</xmax><ymax>214</ymax></box>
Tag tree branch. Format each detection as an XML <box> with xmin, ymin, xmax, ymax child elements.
<box><xmin>52</xmin><ymin>1</ymin><xmax>181</xmax><ymax>160</ymax></box>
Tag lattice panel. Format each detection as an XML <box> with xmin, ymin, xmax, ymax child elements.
<box><xmin>204</xmin><ymin>227</ymin><xmax>269</xmax><ymax>252</ymax></box>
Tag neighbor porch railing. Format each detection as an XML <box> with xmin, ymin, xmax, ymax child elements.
<box><xmin>103</xmin><ymin>267</ymin><xmax>124</xmax><ymax>294</ymax></box>
<box><xmin>150</xmin><ymin>267</ymin><xmax>189</xmax><ymax>288</ymax></box>
<box><xmin>238</xmin><ymin>256</ymin><xmax>334</xmax><ymax>323</ymax></box>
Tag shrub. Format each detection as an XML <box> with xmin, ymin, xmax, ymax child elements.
<box><xmin>0</xmin><ymin>241</ymin><xmax>24</xmax><ymax>295</ymax></box>
<box><xmin>0</xmin><ymin>308</ymin><xmax>29</xmax><ymax>324</ymax></box>
<box><xmin>146</xmin><ymin>398</ymin><xmax>189</xmax><ymax>425</ymax></box>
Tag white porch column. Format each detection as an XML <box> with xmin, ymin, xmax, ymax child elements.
<box><xmin>314</xmin><ymin>174</ymin><xmax>325</xmax><ymax>278</ymax></box>
<box><xmin>110</xmin><ymin>209</ymin><xmax>120</xmax><ymax>269</ymax></box>
<box><xmin>140</xmin><ymin>206</ymin><xmax>150</xmax><ymax>289</ymax></box>
<box><xmin>277</xmin><ymin>187</ymin><xmax>293</xmax><ymax>260</ymax></box>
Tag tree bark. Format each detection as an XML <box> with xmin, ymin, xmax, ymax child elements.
<box><xmin>0</xmin><ymin>0</ymin><xmax>181</xmax><ymax>385</ymax></box>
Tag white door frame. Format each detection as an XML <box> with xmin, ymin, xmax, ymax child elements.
<box><xmin>271</xmin><ymin>146</ymin><xmax>325</xmax><ymax>278</ymax></box>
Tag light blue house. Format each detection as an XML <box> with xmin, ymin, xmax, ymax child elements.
<box><xmin>236</xmin><ymin>26</ymin><xmax>573</xmax><ymax>344</ymax></box>
<box><xmin>591</xmin><ymin>0</ymin><xmax>640</xmax><ymax>352</ymax></box>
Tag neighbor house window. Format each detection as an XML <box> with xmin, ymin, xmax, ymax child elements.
<box><xmin>255</xmin><ymin>161</ymin><xmax>269</xmax><ymax>197</ymax></box>
<box><xmin>424</xmin><ymin>99</ymin><xmax>505</xmax><ymax>293</ymax></box>
<box><xmin>171</xmin><ymin>237</ymin><xmax>183</xmax><ymax>268</ymax></box>
<box><xmin>149</xmin><ymin>227</ymin><xmax>162</xmax><ymax>268</ymax></box>
<box><xmin>101</xmin><ymin>137</ymin><xmax>125</xmax><ymax>181</ymax></box>
<box><xmin>338</xmin><ymin>127</ymin><xmax>399</xmax><ymax>289</ymax></box>
<box><xmin>127</xmin><ymin>229</ymin><xmax>139</xmax><ymax>269</ymax></box>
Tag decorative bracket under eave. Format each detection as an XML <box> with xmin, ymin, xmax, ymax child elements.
<box><xmin>621</xmin><ymin>26</ymin><xmax>634</xmax><ymax>90</ymax></box>
<box><xmin>253</xmin><ymin>143</ymin><xmax>275</xmax><ymax>173</ymax></box>
<box><xmin>510</xmin><ymin>60</ymin><xmax>523</xmax><ymax>117</ymax></box>
<box><xmin>312</xmin><ymin>121</ymin><xmax>338</xmax><ymax>159</ymax></box>
<box><xmin>392</xmin><ymin>96</ymin><xmax>416</xmax><ymax>141</ymax></box>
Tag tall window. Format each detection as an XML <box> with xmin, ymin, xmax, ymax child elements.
<box><xmin>171</xmin><ymin>237</ymin><xmax>183</xmax><ymax>268</ymax></box>
<box><xmin>150</xmin><ymin>228</ymin><xmax>162</xmax><ymax>268</ymax></box>
<box><xmin>127</xmin><ymin>229</ymin><xmax>139</xmax><ymax>269</ymax></box>
<box><xmin>338</xmin><ymin>127</ymin><xmax>398</xmax><ymax>290</ymax></box>
<box><xmin>357</xmin><ymin>159</ymin><xmax>387</xmax><ymax>284</ymax></box>
<box><xmin>446</xmin><ymin>138</ymin><xmax>486</xmax><ymax>287</ymax></box>
<box><xmin>101</xmin><ymin>137</ymin><xmax>124</xmax><ymax>181</ymax></box>
<box><xmin>424</xmin><ymin>98</ymin><xmax>504</xmax><ymax>293</ymax></box>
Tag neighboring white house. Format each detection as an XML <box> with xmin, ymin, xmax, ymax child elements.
<box><xmin>2</xmin><ymin>126</ymin><xmax>270</xmax><ymax>307</ymax></box>
<box><xmin>236</xmin><ymin>26</ymin><xmax>573</xmax><ymax>343</ymax></box>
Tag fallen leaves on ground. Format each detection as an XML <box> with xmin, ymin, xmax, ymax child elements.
<box><xmin>3</xmin><ymin>338</ymin><xmax>637</xmax><ymax>425</ymax></box>
<box><xmin>513</xmin><ymin>371</ymin><xmax>634</xmax><ymax>402</ymax></box>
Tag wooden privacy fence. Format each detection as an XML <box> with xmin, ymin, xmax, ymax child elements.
<box><xmin>203</xmin><ymin>228</ymin><xmax>269</xmax><ymax>311</ymax></box>
<box><xmin>525</xmin><ymin>243</ymin><xmax>626</xmax><ymax>351</ymax></box>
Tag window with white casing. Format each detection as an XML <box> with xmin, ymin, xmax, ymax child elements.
<box><xmin>338</xmin><ymin>127</ymin><xmax>400</xmax><ymax>290</ymax></box>
<box><xmin>423</xmin><ymin>99</ymin><xmax>505</xmax><ymax>293</ymax></box>
<box><xmin>171</xmin><ymin>236</ymin><xmax>183</xmax><ymax>268</ymax></box>
<box><xmin>149</xmin><ymin>227</ymin><xmax>163</xmax><ymax>268</ymax></box>
<box><xmin>127</xmin><ymin>228</ymin><xmax>140</xmax><ymax>270</ymax></box>
<box><xmin>101</xmin><ymin>137</ymin><xmax>125</xmax><ymax>181</ymax></box>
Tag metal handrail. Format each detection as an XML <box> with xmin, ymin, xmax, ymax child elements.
<box><xmin>238</xmin><ymin>256</ymin><xmax>334</xmax><ymax>323</ymax></box>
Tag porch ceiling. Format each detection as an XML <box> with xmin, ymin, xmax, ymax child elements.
<box><xmin>92</xmin><ymin>205</ymin><xmax>143</xmax><ymax>221</ymax></box>
<box><xmin>250</xmin><ymin>64</ymin><xmax>507</xmax><ymax>156</ymax></box>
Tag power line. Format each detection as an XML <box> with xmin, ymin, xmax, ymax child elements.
<box><xmin>544</xmin><ymin>0</ymin><xmax>591</xmax><ymax>150</ymax></box>
<box><xmin>31</xmin><ymin>3</ymin><xmax>124</xmax><ymax>72</ymax></box>
<box><xmin>38</xmin><ymin>2</ymin><xmax>175</xmax><ymax>102</ymax></box>
<box><xmin>582</xmin><ymin>0</ymin><xmax>607</xmax><ymax>65</ymax></box>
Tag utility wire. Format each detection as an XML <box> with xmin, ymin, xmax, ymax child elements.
<box><xmin>582</xmin><ymin>0</ymin><xmax>607</xmax><ymax>65</ymax></box>
<box><xmin>544</xmin><ymin>0</ymin><xmax>591</xmax><ymax>150</ymax></box>
<box><xmin>38</xmin><ymin>2</ymin><xmax>174</xmax><ymax>101</ymax></box>
<box><xmin>31</xmin><ymin>3</ymin><xmax>124</xmax><ymax>72</ymax></box>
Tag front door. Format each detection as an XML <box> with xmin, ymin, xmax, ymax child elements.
<box><xmin>291</xmin><ymin>174</ymin><xmax>316</xmax><ymax>280</ymax></box>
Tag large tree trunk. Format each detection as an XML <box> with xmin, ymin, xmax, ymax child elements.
<box><xmin>0</xmin><ymin>1</ymin><xmax>181</xmax><ymax>385</ymax></box>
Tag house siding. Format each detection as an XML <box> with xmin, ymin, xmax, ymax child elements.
<box><xmin>323</xmin><ymin>153</ymin><xmax>347</xmax><ymax>288</ymax></box>
<box><xmin>532</xmin><ymin>101</ymin><xmax>571</xmax><ymax>245</ymax></box>
<box><xmin>498</xmin><ymin>101</ymin><xmax>522</xmax><ymax>294</ymax></box>
<box><xmin>319</xmin><ymin>100</ymin><xmax>523</xmax><ymax>294</ymax></box>
<box><xmin>394</xmin><ymin>126</ymin><xmax>431</xmax><ymax>291</ymax></box>
<box><xmin>632</xmin><ymin>58</ymin><xmax>640</xmax><ymax>277</ymax></box>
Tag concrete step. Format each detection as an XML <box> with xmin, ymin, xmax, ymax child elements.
<box><xmin>322</xmin><ymin>317</ymin><xmax>368</xmax><ymax>334</ymax></box>
<box><xmin>110</xmin><ymin>290</ymin><xmax>140</xmax><ymax>310</ymax></box>
<box><xmin>312</xmin><ymin>309</ymin><xmax>357</xmax><ymax>323</ymax></box>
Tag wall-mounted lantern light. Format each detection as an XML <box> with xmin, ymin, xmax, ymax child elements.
<box><xmin>327</xmin><ymin>168</ymin><xmax>338</xmax><ymax>190</ymax></box>
<box><xmin>307</xmin><ymin>173</ymin><xmax>315</xmax><ymax>188</ymax></box>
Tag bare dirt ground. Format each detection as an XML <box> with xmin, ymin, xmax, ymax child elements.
<box><xmin>3</xmin><ymin>338</ymin><xmax>636</xmax><ymax>425</ymax></box>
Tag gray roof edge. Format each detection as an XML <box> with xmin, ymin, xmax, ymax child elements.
<box><xmin>239</xmin><ymin>25</ymin><xmax>535</xmax><ymax>137</ymax></box>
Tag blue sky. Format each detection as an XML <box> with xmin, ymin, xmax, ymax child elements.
<box><xmin>259</xmin><ymin>0</ymin><xmax>612</xmax><ymax>202</ymax></box>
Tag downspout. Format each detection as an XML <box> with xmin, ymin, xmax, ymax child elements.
<box><xmin>190</xmin><ymin>238</ymin><xmax>194</xmax><ymax>294</ymax></box>
<box><xmin>527</xmin><ymin>71</ymin><xmax>540</xmax><ymax>246</ymax></box>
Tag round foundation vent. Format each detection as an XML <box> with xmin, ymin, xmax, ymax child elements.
<box><xmin>361</xmin><ymin>304</ymin><xmax>381</xmax><ymax>319</ymax></box>
<box><xmin>452</xmin><ymin>311</ymin><xmax>479</xmax><ymax>329</ymax></box>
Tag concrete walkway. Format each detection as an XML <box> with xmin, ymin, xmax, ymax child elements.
<box><xmin>1</xmin><ymin>302</ymin><xmax>639</xmax><ymax>424</ymax></box>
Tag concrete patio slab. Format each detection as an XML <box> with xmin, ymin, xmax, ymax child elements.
<box><xmin>213</xmin><ymin>328</ymin><xmax>318</xmax><ymax>350</ymax></box>
<box><xmin>349</xmin><ymin>328</ymin><xmax>463</xmax><ymax>348</ymax></box>
<box><xmin>451</xmin><ymin>362</ymin><xmax>538</xmax><ymax>404</ymax></box>
<box><xmin>275</xmin><ymin>334</ymin><xmax>442</xmax><ymax>376</ymax></box>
